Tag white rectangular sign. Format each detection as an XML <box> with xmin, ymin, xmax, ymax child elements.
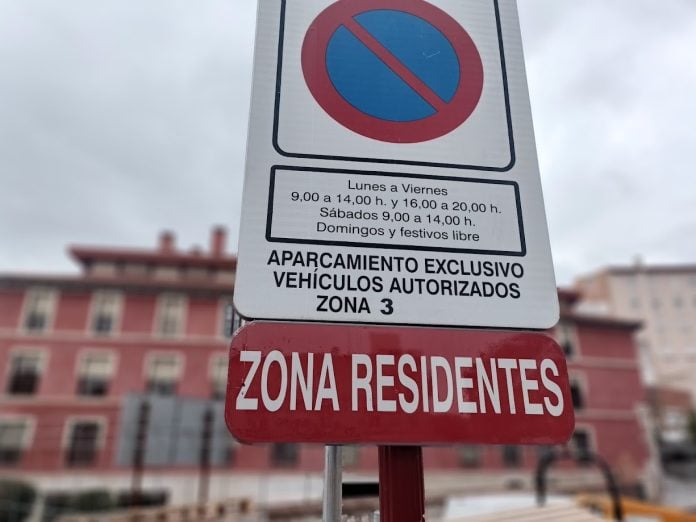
<box><xmin>234</xmin><ymin>0</ymin><xmax>559</xmax><ymax>329</ymax></box>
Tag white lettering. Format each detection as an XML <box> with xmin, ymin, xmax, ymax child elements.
<box><xmin>315</xmin><ymin>354</ymin><xmax>339</xmax><ymax>411</ymax></box>
<box><xmin>431</xmin><ymin>356</ymin><xmax>453</xmax><ymax>413</ymax></box>
<box><xmin>519</xmin><ymin>359</ymin><xmax>543</xmax><ymax>415</ymax></box>
<box><xmin>290</xmin><ymin>353</ymin><xmax>313</xmax><ymax>411</ymax></box>
<box><xmin>398</xmin><ymin>355</ymin><xmax>419</xmax><ymax>414</ymax></box>
<box><xmin>541</xmin><ymin>359</ymin><xmax>564</xmax><ymax>417</ymax></box>
<box><xmin>476</xmin><ymin>358</ymin><xmax>500</xmax><ymax>414</ymax></box>
<box><xmin>261</xmin><ymin>350</ymin><xmax>287</xmax><ymax>412</ymax></box>
<box><xmin>376</xmin><ymin>355</ymin><xmax>397</xmax><ymax>412</ymax></box>
<box><xmin>455</xmin><ymin>357</ymin><xmax>477</xmax><ymax>413</ymax></box>
<box><xmin>352</xmin><ymin>354</ymin><xmax>373</xmax><ymax>412</ymax></box>
<box><xmin>420</xmin><ymin>356</ymin><xmax>430</xmax><ymax>412</ymax></box>
<box><xmin>498</xmin><ymin>358</ymin><xmax>518</xmax><ymax>414</ymax></box>
<box><xmin>236</xmin><ymin>350</ymin><xmax>261</xmax><ymax>411</ymax></box>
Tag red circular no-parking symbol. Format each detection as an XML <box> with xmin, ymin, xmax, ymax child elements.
<box><xmin>301</xmin><ymin>0</ymin><xmax>484</xmax><ymax>144</ymax></box>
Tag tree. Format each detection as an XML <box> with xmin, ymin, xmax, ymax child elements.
<box><xmin>688</xmin><ymin>410</ymin><xmax>696</xmax><ymax>443</ymax></box>
<box><xmin>0</xmin><ymin>480</ymin><xmax>36</xmax><ymax>522</ymax></box>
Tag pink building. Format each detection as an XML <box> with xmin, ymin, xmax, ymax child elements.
<box><xmin>0</xmin><ymin>230</ymin><xmax>654</xmax><ymax>503</ymax></box>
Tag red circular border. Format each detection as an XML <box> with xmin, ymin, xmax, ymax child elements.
<box><xmin>301</xmin><ymin>0</ymin><xmax>484</xmax><ymax>144</ymax></box>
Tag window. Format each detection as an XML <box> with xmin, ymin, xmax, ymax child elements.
<box><xmin>22</xmin><ymin>289</ymin><xmax>55</xmax><ymax>333</ymax></box>
<box><xmin>458</xmin><ymin>445</ymin><xmax>482</xmax><ymax>468</ymax></box>
<box><xmin>210</xmin><ymin>355</ymin><xmax>228</xmax><ymax>400</ymax></box>
<box><xmin>90</xmin><ymin>291</ymin><xmax>121</xmax><ymax>335</ymax></box>
<box><xmin>342</xmin><ymin>446</ymin><xmax>360</xmax><ymax>467</ymax></box>
<box><xmin>570</xmin><ymin>380</ymin><xmax>584</xmax><ymax>410</ymax></box>
<box><xmin>221</xmin><ymin>299</ymin><xmax>241</xmax><ymax>338</ymax></box>
<box><xmin>224</xmin><ymin>435</ymin><xmax>238</xmax><ymax>466</ymax></box>
<box><xmin>0</xmin><ymin>420</ymin><xmax>31</xmax><ymax>466</ymax></box>
<box><xmin>630</xmin><ymin>297</ymin><xmax>641</xmax><ymax>310</ymax></box>
<box><xmin>65</xmin><ymin>421</ymin><xmax>101</xmax><ymax>467</ymax></box>
<box><xmin>570</xmin><ymin>429</ymin><xmax>593</xmax><ymax>461</ymax></box>
<box><xmin>271</xmin><ymin>443</ymin><xmax>299</xmax><ymax>467</ymax></box>
<box><xmin>501</xmin><ymin>445</ymin><xmax>521</xmax><ymax>468</ymax></box>
<box><xmin>673</xmin><ymin>296</ymin><xmax>684</xmax><ymax>309</ymax></box>
<box><xmin>7</xmin><ymin>352</ymin><xmax>43</xmax><ymax>395</ymax></box>
<box><xmin>156</xmin><ymin>294</ymin><xmax>186</xmax><ymax>337</ymax></box>
<box><xmin>663</xmin><ymin>409</ymin><xmax>687</xmax><ymax>431</ymax></box>
<box><xmin>77</xmin><ymin>352</ymin><xmax>115</xmax><ymax>397</ymax></box>
<box><xmin>571</xmin><ymin>430</ymin><xmax>593</xmax><ymax>461</ymax></box>
<box><xmin>146</xmin><ymin>354</ymin><xmax>182</xmax><ymax>396</ymax></box>
<box><xmin>556</xmin><ymin>321</ymin><xmax>576</xmax><ymax>357</ymax></box>
<box><xmin>536</xmin><ymin>445</ymin><xmax>554</xmax><ymax>461</ymax></box>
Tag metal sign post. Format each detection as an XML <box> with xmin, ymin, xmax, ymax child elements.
<box><xmin>322</xmin><ymin>446</ymin><xmax>343</xmax><ymax>522</ymax></box>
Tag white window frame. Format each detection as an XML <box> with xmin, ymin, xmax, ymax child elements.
<box><xmin>20</xmin><ymin>287</ymin><xmax>57</xmax><ymax>334</ymax></box>
<box><xmin>570</xmin><ymin>424</ymin><xmax>597</xmax><ymax>456</ymax></box>
<box><xmin>342</xmin><ymin>446</ymin><xmax>361</xmax><ymax>467</ymax></box>
<box><xmin>218</xmin><ymin>297</ymin><xmax>241</xmax><ymax>338</ymax></box>
<box><xmin>554</xmin><ymin>320</ymin><xmax>581</xmax><ymax>359</ymax></box>
<box><xmin>154</xmin><ymin>293</ymin><xmax>187</xmax><ymax>337</ymax></box>
<box><xmin>61</xmin><ymin>416</ymin><xmax>108</xmax><ymax>450</ymax></box>
<box><xmin>144</xmin><ymin>352</ymin><xmax>184</xmax><ymax>382</ymax></box>
<box><xmin>8</xmin><ymin>347</ymin><xmax>49</xmax><ymax>373</ymax></box>
<box><xmin>457</xmin><ymin>445</ymin><xmax>482</xmax><ymax>468</ymax></box>
<box><xmin>75</xmin><ymin>349</ymin><xmax>118</xmax><ymax>378</ymax></box>
<box><xmin>5</xmin><ymin>347</ymin><xmax>49</xmax><ymax>395</ymax></box>
<box><xmin>0</xmin><ymin>415</ymin><xmax>36</xmax><ymax>450</ymax></box>
<box><xmin>569</xmin><ymin>373</ymin><xmax>588</xmax><ymax>411</ymax></box>
<box><xmin>209</xmin><ymin>354</ymin><xmax>228</xmax><ymax>396</ymax></box>
<box><xmin>88</xmin><ymin>290</ymin><xmax>123</xmax><ymax>336</ymax></box>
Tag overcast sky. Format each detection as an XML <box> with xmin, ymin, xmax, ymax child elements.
<box><xmin>1</xmin><ymin>1</ymin><xmax>695</xmax><ymax>285</ymax></box>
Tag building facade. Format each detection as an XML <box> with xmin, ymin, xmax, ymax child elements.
<box><xmin>0</xmin><ymin>231</ymin><xmax>654</xmax><ymax>504</ymax></box>
<box><xmin>576</xmin><ymin>263</ymin><xmax>696</xmax><ymax>405</ymax></box>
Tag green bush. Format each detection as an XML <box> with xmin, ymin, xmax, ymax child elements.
<box><xmin>42</xmin><ymin>490</ymin><xmax>116</xmax><ymax>522</ymax></box>
<box><xmin>0</xmin><ymin>480</ymin><xmax>37</xmax><ymax>522</ymax></box>
<box><xmin>72</xmin><ymin>490</ymin><xmax>114</xmax><ymax>513</ymax></box>
<box><xmin>688</xmin><ymin>410</ymin><xmax>696</xmax><ymax>443</ymax></box>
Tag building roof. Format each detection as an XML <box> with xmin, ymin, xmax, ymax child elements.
<box><xmin>601</xmin><ymin>263</ymin><xmax>696</xmax><ymax>277</ymax></box>
<box><xmin>68</xmin><ymin>228</ymin><xmax>236</xmax><ymax>271</ymax></box>
<box><xmin>557</xmin><ymin>287</ymin><xmax>581</xmax><ymax>304</ymax></box>
<box><xmin>0</xmin><ymin>228</ymin><xmax>237</xmax><ymax>294</ymax></box>
<box><xmin>560</xmin><ymin>310</ymin><xmax>642</xmax><ymax>331</ymax></box>
<box><xmin>69</xmin><ymin>246</ymin><xmax>237</xmax><ymax>271</ymax></box>
<box><xmin>646</xmin><ymin>385</ymin><xmax>694</xmax><ymax>409</ymax></box>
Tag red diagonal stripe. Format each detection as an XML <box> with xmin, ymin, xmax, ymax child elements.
<box><xmin>343</xmin><ymin>17</ymin><xmax>447</xmax><ymax>113</ymax></box>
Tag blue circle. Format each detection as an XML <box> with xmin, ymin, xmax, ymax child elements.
<box><xmin>325</xmin><ymin>10</ymin><xmax>460</xmax><ymax>123</ymax></box>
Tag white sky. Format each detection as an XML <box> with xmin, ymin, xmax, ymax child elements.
<box><xmin>1</xmin><ymin>1</ymin><xmax>695</xmax><ymax>285</ymax></box>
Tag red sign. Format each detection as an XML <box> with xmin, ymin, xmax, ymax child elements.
<box><xmin>225</xmin><ymin>322</ymin><xmax>574</xmax><ymax>445</ymax></box>
<box><xmin>301</xmin><ymin>0</ymin><xmax>484</xmax><ymax>143</ymax></box>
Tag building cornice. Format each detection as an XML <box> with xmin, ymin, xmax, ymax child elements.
<box><xmin>0</xmin><ymin>328</ymin><xmax>231</xmax><ymax>348</ymax></box>
<box><xmin>69</xmin><ymin>246</ymin><xmax>237</xmax><ymax>270</ymax></box>
<box><xmin>0</xmin><ymin>274</ymin><xmax>234</xmax><ymax>295</ymax></box>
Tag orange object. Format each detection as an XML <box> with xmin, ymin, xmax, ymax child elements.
<box><xmin>576</xmin><ymin>494</ymin><xmax>696</xmax><ymax>522</ymax></box>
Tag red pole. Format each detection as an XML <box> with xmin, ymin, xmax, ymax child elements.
<box><xmin>378</xmin><ymin>446</ymin><xmax>425</xmax><ymax>522</ymax></box>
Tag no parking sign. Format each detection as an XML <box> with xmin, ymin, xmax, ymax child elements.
<box><xmin>234</xmin><ymin>0</ymin><xmax>559</xmax><ymax>330</ymax></box>
<box><xmin>302</xmin><ymin>0</ymin><xmax>484</xmax><ymax>143</ymax></box>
